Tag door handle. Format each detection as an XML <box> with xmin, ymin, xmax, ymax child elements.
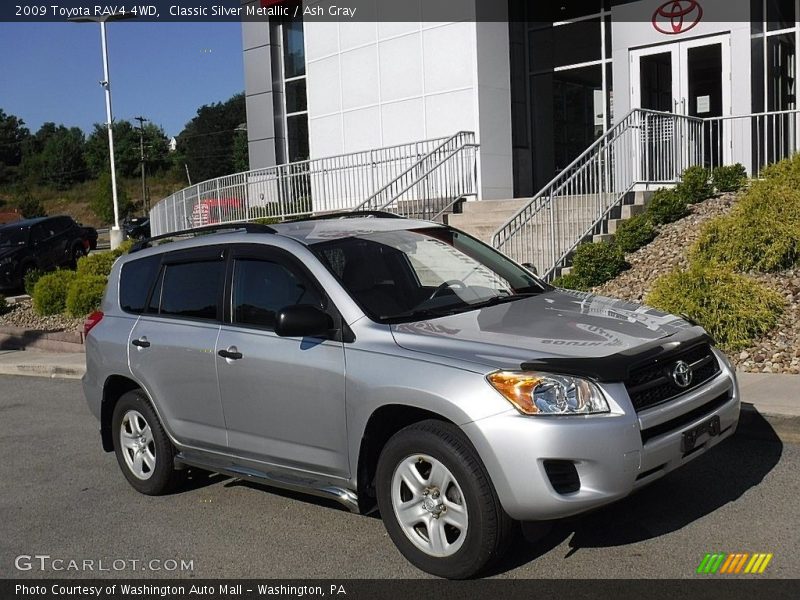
<box><xmin>218</xmin><ymin>347</ymin><xmax>243</xmax><ymax>360</ymax></box>
<box><xmin>131</xmin><ymin>337</ymin><xmax>150</xmax><ymax>348</ymax></box>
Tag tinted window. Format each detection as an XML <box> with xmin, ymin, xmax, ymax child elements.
<box><xmin>0</xmin><ymin>226</ymin><xmax>28</xmax><ymax>247</ymax></box>
<box><xmin>30</xmin><ymin>224</ymin><xmax>51</xmax><ymax>244</ymax></box>
<box><xmin>159</xmin><ymin>261</ymin><xmax>224</xmax><ymax>321</ymax></box>
<box><xmin>232</xmin><ymin>259</ymin><xmax>323</xmax><ymax>329</ymax></box>
<box><xmin>120</xmin><ymin>255</ymin><xmax>162</xmax><ymax>314</ymax></box>
<box><xmin>50</xmin><ymin>217</ymin><xmax>73</xmax><ymax>234</ymax></box>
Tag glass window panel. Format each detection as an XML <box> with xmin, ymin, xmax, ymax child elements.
<box><xmin>285</xmin><ymin>78</ymin><xmax>307</xmax><ymax>114</ymax></box>
<box><xmin>751</xmin><ymin>0</ymin><xmax>764</xmax><ymax>33</ymax></box>
<box><xmin>120</xmin><ymin>255</ymin><xmax>162</xmax><ymax>314</ymax></box>
<box><xmin>767</xmin><ymin>0</ymin><xmax>796</xmax><ymax>30</ymax></box>
<box><xmin>529</xmin><ymin>0</ymin><xmax>604</xmax><ymax>21</ymax></box>
<box><xmin>287</xmin><ymin>114</ymin><xmax>309</xmax><ymax>162</ymax></box>
<box><xmin>159</xmin><ymin>261</ymin><xmax>224</xmax><ymax>321</ymax></box>
<box><xmin>233</xmin><ymin>259</ymin><xmax>322</xmax><ymax>329</ymax></box>
<box><xmin>768</xmin><ymin>33</ymin><xmax>797</xmax><ymax>110</ymax></box>
<box><xmin>283</xmin><ymin>17</ymin><xmax>305</xmax><ymax>78</ymax></box>
<box><xmin>529</xmin><ymin>19</ymin><xmax>602</xmax><ymax>72</ymax></box>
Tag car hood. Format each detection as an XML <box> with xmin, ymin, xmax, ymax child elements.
<box><xmin>390</xmin><ymin>289</ymin><xmax>697</xmax><ymax>371</ymax></box>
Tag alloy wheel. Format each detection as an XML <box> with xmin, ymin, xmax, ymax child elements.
<box><xmin>119</xmin><ymin>409</ymin><xmax>156</xmax><ymax>480</ymax></box>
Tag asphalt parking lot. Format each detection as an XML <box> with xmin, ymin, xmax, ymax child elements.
<box><xmin>1</xmin><ymin>375</ymin><xmax>798</xmax><ymax>579</ymax></box>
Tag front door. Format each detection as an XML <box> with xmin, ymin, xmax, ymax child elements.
<box><xmin>631</xmin><ymin>35</ymin><xmax>731</xmax><ymax>167</ymax></box>
<box><xmin>215</xmin><ymin>245</ymin><xmax>349</xmax><ymax>479</ymax></box>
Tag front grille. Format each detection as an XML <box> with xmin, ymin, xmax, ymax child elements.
<box><xmin>640</xmin><ymin>392</ymin><xmax>731</xmax><ymax>444</ymax></box>
<box><xmin>625</xmin><ymin>343</ymin><xmax>720</xmax><ymax>412</ymax></box>
<box><xmin>543</xmin><ymin>460</ymin><xmax>580</xmax><ymax>495</ymax></box>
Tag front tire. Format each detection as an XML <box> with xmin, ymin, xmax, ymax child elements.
<box><xmin>376</xmin><ymin>420</ymin><xmax>514</xmax><ymax>579</ymax></box>
<box><xmin>111</xmin><ymin>390</ymin><xmax>184</xmax><ymax>495</ymax></box>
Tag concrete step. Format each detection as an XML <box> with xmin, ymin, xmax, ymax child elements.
<box><xmin>457</xmin><ymin>198</ymin><xmax>529</xmax><ymax>215</ymax></box>
<box><xmin>592</xmin><ymin>233</ymin><xmax>615</xmax><ymax>244</ymax></box>
<box><xmin>621</xmin><ymin>204</ymin><xmax>646</xmax><ymax>219</ymax></box>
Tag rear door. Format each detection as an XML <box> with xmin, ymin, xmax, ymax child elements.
<box><xmin>215</xmin><ymin>244</ymin><xmax>349</xmax><ymax>477</ymax></box>
<box><xmin>29</xmin><ymin>223</ymin><xmax>58</xmax><ymax>269</ymax></box>
<box><xmin>129</xmin><ymin>246</ymin><xmax>228</xmax><ymax>451</ymax></box>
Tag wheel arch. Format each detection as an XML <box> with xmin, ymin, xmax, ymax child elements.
<box><xmin>356</xmin><ymin>404</ymin><xmax>456</xmax><ymax>514</ymax></box>
<box><xmin>100</xmin><ymin>375</ymin><xmax>143</xmax><ymax>452</ymax></box>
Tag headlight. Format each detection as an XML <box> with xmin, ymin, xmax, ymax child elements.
<box><xmin>487</xmin><ymin>371</ymin><xmax>609</xmax><ymax>416</ymax></box>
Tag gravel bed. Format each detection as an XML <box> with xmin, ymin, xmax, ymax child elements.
<box><xmin>593</xmin><ymin>192</ymin><xmax>800</xmax><ymax>374</ymax></box>
<box><xmin>0</xmin><ymin>298</ymin><xmax>84</xmax><ymax>332</ymax></box>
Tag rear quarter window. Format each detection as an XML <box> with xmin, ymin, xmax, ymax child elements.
<box><xmin>119</xmin><ymin>255</ymin><xmax>162</xmax><ymax>314</ymax></box>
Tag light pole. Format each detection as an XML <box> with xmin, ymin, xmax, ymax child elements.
<box><xmin>134</xmin><ymin>115</ymin><xmax>149</xmax><ymax>214</ymax></box>
<box><xmin>70</xmin><ymin>13</ymin><xmax>134</xmax><ymax>249</ymax></box>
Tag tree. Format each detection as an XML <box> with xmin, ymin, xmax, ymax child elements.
<box><xmin>0</xmin><ymin>109</ymin><xmax>30</xmax><ymax>184</ymax></box>
<box><xmin>20</xmin><ymin>123</ymin><xmax>87</xmax><ymax>189</ymax></box>
<box><xmin>177</xmin><ymin>93</ymin><xmax>246</xmax><ymax>183</ymax></box>
<box><xmin>233</xmin><ymin>130</ymin><xmax>249</xmax><ymax>173</ymax></box>
<box><xmin>85</xmin><ymin>120</ymin><xmax>172</xmax><ymax>181</ymax></box>
<box><xmin>90</xmin><ymin>171</ymin><xmax>132</xmax><ymax>224</ymax></box>
<box><xmin>18</xmin><ymin>194</ymin><xmax>46</xmax><ymax>218</ymax></box>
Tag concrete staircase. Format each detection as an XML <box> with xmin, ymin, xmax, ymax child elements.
<box><xmin>445</xmin><ymin>190</ymin><xmax>656</xmax><ymax>276</ymax></box>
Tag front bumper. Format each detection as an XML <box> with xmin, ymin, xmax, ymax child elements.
<box><xmin>463</xmin><ymin>349</ymin><xmax>740</xmax><ymax>521</ymax></box>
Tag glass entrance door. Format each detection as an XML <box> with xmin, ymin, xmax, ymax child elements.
<box><xmin>631</xmin><ymin>35</ymin><xmax>731</xmax><ymax>168</ymax></box>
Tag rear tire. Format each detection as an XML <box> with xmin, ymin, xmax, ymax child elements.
<box><xmin>111</xmin><ymin>390</ymin><xmax>185</xmax><ymax>495</ymax></box>
<box><xmin>376</xmin><ymin>420</ymin><xmax>514</xmax><ymax>579</ymax></box>
<box><xmin>70</xmin><ymin>243</ymin><xmax>86</xmax><ymax>269</ymax></box>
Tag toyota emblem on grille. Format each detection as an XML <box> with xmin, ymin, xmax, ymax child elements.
<box><xmin>671</xmin><ymin>360</ymin><xmax>693</xmax><ymax>388</ymax></box>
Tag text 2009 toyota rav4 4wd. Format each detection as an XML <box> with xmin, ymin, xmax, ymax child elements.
<box><xmin>83</xmin><ymin>215</ymin><xmax>739</xmax><ymax>579</ymax></box>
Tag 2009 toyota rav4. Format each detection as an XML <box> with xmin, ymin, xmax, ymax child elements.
<box><xmin>83</xmin><ymin>215</ymin><xmax>740</xmax><ymax>579</ymax></box>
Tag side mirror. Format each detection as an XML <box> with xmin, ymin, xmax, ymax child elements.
<box><xmin>522</xmin><ymin>262</ymin><xmax>538</xmax><ymax>276</ymax></box>
<box><xmin>274</xmin><ymin>305</ymin><xmax>333</xmax><ymax>338</ymax></box>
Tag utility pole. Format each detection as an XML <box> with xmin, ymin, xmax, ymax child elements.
<box><xmin>134</xmin><ymin>115</ymin><xmax>149</xmax><ymax>215</ymax></box>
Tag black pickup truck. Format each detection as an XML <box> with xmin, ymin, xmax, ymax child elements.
<box><xmin>0</xmin><ymin>216</ymin><xmax>98</xmax><ymax>292</ymax></box>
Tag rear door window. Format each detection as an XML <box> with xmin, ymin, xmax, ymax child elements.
<box><xmin>157</xmin><ymin>260</ymin><xmax>225</xmax><ymax>321</ymax></box>
<box><xmin>120</xmin><ymin>255</ymin><xmax>162</xmax><ymax>314</ymax></box>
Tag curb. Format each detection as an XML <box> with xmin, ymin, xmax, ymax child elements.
<box><xmin>738</xmin><ymin>403</ymin><xmax>800</xmax><ymax>445</ymax></box>
<box><xmin>0</xmin><ymin>362</ymin><xmax>85</xmax><ymax>380</ymax></box>
<box><xmin>0</xmin><ymin>326</ymin><xmax>84</xmax><ymax>353</ymax></box>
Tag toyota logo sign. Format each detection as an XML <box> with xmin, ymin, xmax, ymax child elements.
<box><xmin>652</xmin><ymin>0</ymin><xmax>704</xmax><ymax>35</ymax></box>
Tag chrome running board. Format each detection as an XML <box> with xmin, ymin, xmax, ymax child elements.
<box><xmin>174</xmin><ymin>452</ymin><xmax>360</xmax><ymax>514</ymax></box>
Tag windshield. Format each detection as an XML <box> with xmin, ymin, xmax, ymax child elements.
<box><xmin>313</xmin><ymin>227</ymin><xmax>548</xmax><ymax>323</ymax></box>
<box><xmin>0</xmin><ymin>226</ymin><xmax>28</xmax><ymax>248</ymax></box>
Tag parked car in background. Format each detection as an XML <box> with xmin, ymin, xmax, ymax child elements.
<box><xmin>83</xmin><ymin>215</ymin><xmax>740</xmax><ymax>579</ymax></box>
<box><xmin>122</xmin><ymin>216</ymin><xmax>150</xmax><ymax>241</ymax></box>
<box><xmin>0</xmin><ymin>216</ymin><xmax>93</xmax><ymax>291</ymax></box>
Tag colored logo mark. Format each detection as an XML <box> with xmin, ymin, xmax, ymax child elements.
<box><xmin>697</xmin><ymin>553</ymin><xmax>773</xmax><ymax>574</ymax></box>
<box><xmin>652</xmin><ymin>0</ymin><xmax>704</xmax><ymax>35</ymax></box>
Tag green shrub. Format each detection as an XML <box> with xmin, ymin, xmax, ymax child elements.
<box><xmin>567</xmin><ymin>241</ymin><xmax>628</xmax><ymax>289</ymax></box>
<box><xmin>646</xmin><ymin>264</ymin><xmax>785</xmax><ymax>351</ymax></box>
<box><xmin>252</xmin><ymin>217</ymin><xmax>282</xmax><ymax>225</ymax></box>
<box><xmin>676</xmin><ymin>166</ymin><xmax>712</xmax><ymax>203</ymax></box>
<box><xmin>712</xmin><ymin>164</ymin><xmax>747</xmax><ymax>193</ymax></box>
<box><xmin>23</xmin><ymin>268</ymin><xmax>44</xmax><ymax>296</ymax></box>
<box><xmin>550</xmin><ymin>272</ymin><xmax>582</xmax><ymax>290</ymax></box>
<box><xmin>691</xmin><ymin>181</ymin><xmax>800</xmax><ymax>272</ymax></box>
<box><xmin>647</xmin><ymin>188</ymin><xmax>689</xmax><ymax>225</ymax></box>
<box><xmin>32</xmin><ymin>270</ymin><xmax>77</xmax><ymax>316</ymax></box>
<box><xmin>613</xmin><ymin>214</ymin><xmax>656</xmax><ymax>254</ymax></box>
<box><xmin>17</xmin><ymin>195</ymin><xmax>46</xmax><ymax>219</ymax></box>
<box><xmin>761</xmin><ymin>153</ymin><xmax>800</xmax><ymax>186</ymax></box>
<box><xmin>112</xmin><ymin>239</ymin><xmax>134</xmax><ymax>257</ymax></box>
<box><xmin>65</xmin><ymin>275</ymin><xmax>107</xmax><ymax>317</ymax></box>
<box><xmin>76</xmin><ymin>252</ymin><xmax>117</xmax><ymax>279</ymax></box>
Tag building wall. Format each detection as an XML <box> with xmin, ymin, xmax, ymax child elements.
<box><xmin>302</xmin><ymin>1</ymin><xmax>513</xmax><ymax>199</ymax></box>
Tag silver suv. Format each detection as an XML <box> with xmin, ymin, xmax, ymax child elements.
<box><xmin>83</xmin><ymin>215</ymin><xmax>740</xmax><ymax>579</ymax></box>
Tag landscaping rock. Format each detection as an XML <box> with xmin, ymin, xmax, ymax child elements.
<box><xmin>0</xmin><ymin>298</ymin><xmax>83</xmax><ymax>333</ymax></box>
<box><xmin>593</xmin><ymin>193</ymin><xmax>800</xmax><ymax>374</ymax></box>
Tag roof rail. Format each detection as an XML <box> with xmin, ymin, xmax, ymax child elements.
<box><xmin>286</xmin><ymin>210</ymin><xmax>405</xmax><ymax>223</ymax></box>
<box><xmin>129</xmin><ymin>222</ymin><xmax>276</xmax><ymax>253</ymax></box>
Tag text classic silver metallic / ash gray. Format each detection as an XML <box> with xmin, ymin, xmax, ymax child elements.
<box><xmin>82</xmin><ymin>215</ymin><xmax>740</xmax><ymax>579</ymax></box>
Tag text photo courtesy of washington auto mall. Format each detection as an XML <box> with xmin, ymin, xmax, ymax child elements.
<box><xmin>1</xmin><ymin>0</ymin><xmax>800</xmax><ymax>598</ymax></box>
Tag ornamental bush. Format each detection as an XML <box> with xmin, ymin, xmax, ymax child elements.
<box><xmin>647</xmin><ymin>187</ymin><xmax>690</xmax><ymax>225</ymax></box>
<box><xmin>676</xmin><ymin>165</ymin><xmax>712</xmax><ymax>203</ymax></box>
<box><xmin>691</xmin><ymin>181</ymin><xmax>800</xmax><ymax>272</ymax></box>
<box><xmin>646</xmin><ymin>263</ymin><xmax>785</xmax><ymax>351</ymax></box>
<box><xmin>712</xmin><ymin>164</ymin><xmax>747</xmax><ymax>193</ymax></box>
<box><xmin>613</xmin><ymin>213</ymin><xmax>656</xmax><ymax>254</ymax></box>
<box><xmin>76</xmin><ymin>252</ymin><xmax>118</xmax><ymax>279</ymax></box>
<box><xmin>32</xmin><ymin>270</ymin><xmax>77</xmax><ymax>316</ymax></box>
<box><xmin>65</xmin><ymin>275</ymin><xmax>107</xmax><ymax>317</ymax></box>
<box><xmin>23</xmin><ymin>268</ymin><xmax>44</xmax><ymax>296</ymax></box>
<box><xmin>563</xmin><ymin>241</ymin><xmax>628</xmax><ymax>290</ymax></box>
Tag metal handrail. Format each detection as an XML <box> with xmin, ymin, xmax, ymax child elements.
<box><xmin>354</xmin><ymin>131</ymin><xmax>475</xmax><ymax>212</ymax></box>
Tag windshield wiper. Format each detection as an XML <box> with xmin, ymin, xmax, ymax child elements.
<box><xmin>380</xmin><ymin>307</ymin><xmax>458</xmax><ymax>322</ymax></box>
<box><xmin>459</xmin><ymin>292</ymin><xmax>540</xmax><ymax>311</ymax></box>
